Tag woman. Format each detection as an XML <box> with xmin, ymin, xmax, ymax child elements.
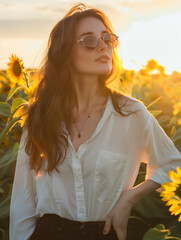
<box><xmin>9</xmin><ymin>2</ymin><xmax>181</xmax><ymax>240</ymax></box>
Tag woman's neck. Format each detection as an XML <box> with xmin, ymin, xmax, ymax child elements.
<box><xmin>71</xmin><ymin>74</ymin><xmax>107</xmax><ymax>114</ymax></box>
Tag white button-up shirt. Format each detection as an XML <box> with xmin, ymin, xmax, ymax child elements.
<box><xmin>9</xmin><ymin>94</ymin><xmax>181</xmax><ymax>240</ymax></box>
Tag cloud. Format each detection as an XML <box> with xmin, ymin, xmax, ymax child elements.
<box><xmin>120</xmin><ymin>0</ymin><xmax>181</xmax><ymax>10</ymax></box>
<box><xmin>35</xmin><ymin>3</ymin><xmax>68</xmax><ymax>14</ymax></box>
<box><xmin>0</xmin><ymin>0</ymin><xmax>180</xmax><ymax>40</ymax></box>
<box><xmin>93</xmin><ymin>4</ymin><xmax>132</xmax><ymax>31</ymax></box>
<box><xmin>119</xmin><ymin>0</ymin><xmax>181</xmax><ymax>20</ymax></box>
<box><xmin>0</xmin><ymin>19</ymin><xmax>57</xmax><ymax>39</ymax></box>
<box><xmin>2</xmin><ymin>3</ymin><xmax>17</xmax><ymax>8</ymax></box>
<box><xmin>0</xmin><ymin>2</ymin><xmax>67</xmax><ymax>20</ymax></box>
<box><xmin>0</xmin><ymin>3</ymin><xmax>35</xmax><ymax>20</ymax></box>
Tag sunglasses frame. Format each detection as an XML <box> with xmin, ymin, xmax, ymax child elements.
<box><xmin>76</xmin><ymin>33</ymin><xmax>119</xmax><ymax>50</ymax></box>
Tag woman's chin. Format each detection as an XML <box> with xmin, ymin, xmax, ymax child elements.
<box><xmin>98</xmin><ymin>68</ymin><xmax>112</xmax><ymax>75</ymax></box>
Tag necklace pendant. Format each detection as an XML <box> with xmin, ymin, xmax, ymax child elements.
<box><xmin>78</xmin><ymin>133</ymin><xmax>81</xmax><ymax>138</ymax></box>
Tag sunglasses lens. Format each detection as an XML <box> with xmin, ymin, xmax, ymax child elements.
<box><xmin>84</xmin><ymin>36</ymin><xmax>98</xmax><ymax>50</ymax></box>
<box><xmin>82</xmin><ymin>33</ymin><xmax>118</xmax><ymax>50</ymax></box>
<box><xmin>104</xmin><ymin>33</ymin><xmax>118</xmax><ymax>48</ymax></box>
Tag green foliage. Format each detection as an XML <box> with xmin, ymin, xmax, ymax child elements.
<box><xmin>0</xmin><ymin>103</ymin><xmax>11</xmax><ymax>117</ymax></box>
<box><xmin>0</xmin><ymin>58</ymin><xmax>181</xmax><ymax>239</ymax></box>
<box><xmin>0</xmin><ymin>66</ymin><xmax>31</xmax><ymax>240</ymax></box>
<box><xmin>143</xmin><ymin>224</ymin><xmax>181</xmax><ymax>240</ymax></box>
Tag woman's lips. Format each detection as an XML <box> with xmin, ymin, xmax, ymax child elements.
<box><xmin>95</xmin><ymin>57</ymin><xmax>110</xmax><ymax>63</ymax></box>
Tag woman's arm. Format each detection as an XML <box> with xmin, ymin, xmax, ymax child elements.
<box><xmin>9</xmin><ymin>128</ymin><xmax>38</xmax><ymax>240</ymax></box>
<box><xmin>103</xmin><ymin>179</ymin><xmax>160</xmax><ymax>240</ymax></box>
<box><xmin>103</xmin><ymin>102</ymin><xmax>181</xmax><ymax>240</ymax></box>
<box><xmin>121</xmin><ymin>179</ymin><xmax>160</xmax><ymax>206</ymax></box>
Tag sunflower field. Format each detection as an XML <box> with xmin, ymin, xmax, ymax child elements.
<box><xmin>0</xmin><ymin>55</ymin><xmax>181</xmax><ymax>239</ymax></box>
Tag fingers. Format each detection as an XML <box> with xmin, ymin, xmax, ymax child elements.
<box><xmin>103</xmin><ymin>217</ymin><xmax>127</xmax><ymax>240</ymax></box>
<box><xmin>103</xmin><ymin>215</ymin><xmax>112</xmax><ymax>234</ymax></box>
<box><xmin>115</xmin><ymin>227</ymin><xmax>127</xmax><ymax>240</ymax></box>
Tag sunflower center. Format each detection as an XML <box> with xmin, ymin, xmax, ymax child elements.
<box><xmin>13</xmin><ymin>60</ymin><xmax>22</xmax><ymax>76</ymax></box>
<box><xmin>175</xmin><ymin>184</ymin><xmax>181</xmax><ymax>198</ymax></box>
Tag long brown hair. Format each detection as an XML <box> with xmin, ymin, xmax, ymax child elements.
<box><xmin>24</xmin><ymin>3</ymin><xmax>135</xmax><ymax>175</ymax></box>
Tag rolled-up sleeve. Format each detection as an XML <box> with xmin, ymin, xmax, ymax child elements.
<box><xmin>9</xmin><ymin>127</ymin><xmax>38</xmax><ymax>240</ymax></box>
<box><xmin>141</xmin><ymin>110</ymin><xmax>181</xmax><ymax>185</ymax></box>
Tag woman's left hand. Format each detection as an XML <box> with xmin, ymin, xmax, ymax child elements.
<box><xmin>103</xmin><ymin>190</ymin><xmax>134</xmax><ymax>240</ymax></box>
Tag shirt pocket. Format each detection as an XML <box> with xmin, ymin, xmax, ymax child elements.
<box><xmin>94</xmin><ymin>150</ymin><xmax>128</xmax><ymax>203</ymax></box>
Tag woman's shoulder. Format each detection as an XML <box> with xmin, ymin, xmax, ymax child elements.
<box><xmin>112</xmin><ymin>91</ymin><xmax>153</xmax><ymax>129</ymax></box>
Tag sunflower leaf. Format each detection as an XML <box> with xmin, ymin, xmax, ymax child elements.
<box><xmin>11</xmin><ymin>98</ymin><xmax>27</xmax><ymax>114</ymax></box>
<box><xmin>0</xmin><ymin>116</ymin><xmax>21</xmax><ymax>144</ymax></box>
<box><xmin>143</xmin><ymin>224</ymin><xmax>171</xmax><ymax>240</ymax></box>
<box><xmin>0</xmin><ymin>142</ymin><xmax>19</xmax><ymax>169</ymax></box>
<box><xmin>6</xmin><ymin>84</ymin><xmax>26</xmax><ymax>101</ymax></box>
<box><xmin>0</xmin><ymin>102</ymin><xmax>11</xmax><ymax>117</ymax></box>
<box><xmin>149</xmin><ymin>110</ymin><xmax>163</xmax><ymax>117</ymax></box>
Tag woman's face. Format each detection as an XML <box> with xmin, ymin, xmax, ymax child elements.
<box><xmin>70</xmin><ymin>16</ymin><xmax>113</xmax><ymax>76</ymax></box>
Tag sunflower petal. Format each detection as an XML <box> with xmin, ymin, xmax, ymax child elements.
<box><xmin>166</xmin><ymin>199</ymin><xmax>180</xmax><ymax>206</ymax></box>
<box><xmin>174</xmin><ymin>207</ymin><xmax>181</xmax><ymax>216</ymax></box>
<box><xmin>160</xmin><ymin>191</ymin><xmax>175</xmax><ymax>197</ymax></box>
<box><xmin>168</xmin><ymin>170</ymin><xmax>181</xmax><ymax>184</ymax></box>
<box><xmin>177</xmin><ymin>167</ymin><xmax>181</xmax><ymax>178</ymax></box>
<box><xmin>161</xmin><ymin>182</ymin><xmax>178</xmax><ymax>191</ymax></box>
<box><xmin>169</xmin><ymin>204</ymin><xmax>180</xmax><ymax>214</ymax></box>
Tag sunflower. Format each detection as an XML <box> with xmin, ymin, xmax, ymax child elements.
<box><xmin>146</xmin><ymin>59</ymin><xmax>158</xmax><ymax>71</ymax></box>
<box><xmin>178</xmin><ymin>118</ymin><xmax>181</xmax><ymax>125</ymax></box>
<box><xmin>6</xmin><ymin>54</ymin><xmax>25</xmax><ymax>86</ymax></box>
<box><xmin>160</xmin><ymin>166</ymin><xmax>181</xmax><ymax>222</ymax></box>
<box><xmin>173</xmin><ymin>102</ymin><xmax>181</xmax><ymax>116</ymax></box>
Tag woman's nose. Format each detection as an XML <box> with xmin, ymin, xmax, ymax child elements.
<box><xmin>96</xmin><ymin>37</ymin><xmax>108</xmax><ymax>52</ymax></box>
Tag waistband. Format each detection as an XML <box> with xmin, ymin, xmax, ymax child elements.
<box><xmin>38</xmin><ymin>213</ymin><xmax>106</xmax><ymax>229</ymax></box>
<box><xmin>31</xmin><ymin>213</ymin><xmax>118</xmax><ymax>240</ymax></box>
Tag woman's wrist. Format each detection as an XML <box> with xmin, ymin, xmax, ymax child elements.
<box><xmin>119</xmin><ymin>179</ymin><xmax>161</xmax><ymax>206</ymax></box>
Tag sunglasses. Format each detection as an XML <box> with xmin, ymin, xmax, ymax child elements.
<box><xmin>76</xmin><ymin>33</ymin><xmax>119</xmax><ymax>50</ymax></box>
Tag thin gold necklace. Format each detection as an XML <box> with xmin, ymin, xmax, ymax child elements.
<box><xmin>74</xmin><ymin>97</ymin><xmax>106</xmax><ymax>138</ymax></box>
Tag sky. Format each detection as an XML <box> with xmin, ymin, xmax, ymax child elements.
<box><xmin>0</xmin><ymin>0</ymin><xmax>181</xmax><ymax>74</ymax></box>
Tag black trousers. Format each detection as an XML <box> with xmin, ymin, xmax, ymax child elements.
<box><xmin>30</xmin><ymin>213</ymin><xmax>119</xmax><ymax>240</ymax></box>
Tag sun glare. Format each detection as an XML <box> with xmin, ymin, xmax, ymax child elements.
<box><xmin>119</xmin><ymin>12</ymin><xmax>181</xmax><ymax>74</ymax></box>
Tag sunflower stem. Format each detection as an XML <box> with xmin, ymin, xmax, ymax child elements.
<box><xmin>23</xmin><ymin>70</ymin><xmax>29</xmax><ymax>88</ymax></box>
<box><xmin>0</xmin><ymin>116</ymin><xmax>21</xmax><ymax>145</ymax></box>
